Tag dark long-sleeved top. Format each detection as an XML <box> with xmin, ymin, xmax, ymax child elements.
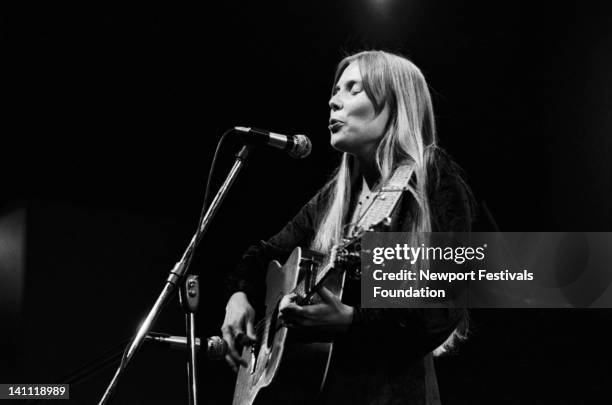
<box><xmin>227</xmin><ymin>149</ymin><xmax>474</xmax><ymax>405</ymax></box>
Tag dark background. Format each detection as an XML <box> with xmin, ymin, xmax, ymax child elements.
<box><xmin>1</xmin><ymin>1</ymin><xmax>611</xmax><ymax>403</ymax></box>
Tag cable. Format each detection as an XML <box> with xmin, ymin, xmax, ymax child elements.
<box><xmin>111</xmin><ymin>129</ymin><xmax>236</xmax><ymax>396</ymax></box>
<box><xmin>197</xmin><ymin>128</ymin><xmax>234</xmax><ymax>233</ymax></box>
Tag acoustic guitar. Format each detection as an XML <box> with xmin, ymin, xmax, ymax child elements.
<box><xmin>231</xmin><ymin>222</ymin><xmax>381</xmax><ymax>405</ymax></box>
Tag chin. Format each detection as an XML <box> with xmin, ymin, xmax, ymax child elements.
<box><xmin>330</xmin><ymin>133</ymin><xmax>349</xmax><ymax>153</ymax></box>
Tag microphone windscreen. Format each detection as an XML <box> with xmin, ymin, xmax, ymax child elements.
<box><xmin>290</xmin><ymin>134</ymin><xmax>312</xmax><ymax>159</ymax></box>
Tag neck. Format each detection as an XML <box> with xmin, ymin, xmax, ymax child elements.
<box><xmin>357</xmin><ymin>155</ymin><xmax>380</xmax><ymax>191</ymax></box>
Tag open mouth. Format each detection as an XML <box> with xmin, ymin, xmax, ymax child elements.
<box><xmin>328</xmin><ymin>120</ymin><xmax>345</xmax><ymax>133</ymax></box>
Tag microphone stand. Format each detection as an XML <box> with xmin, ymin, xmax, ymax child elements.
<box><xmin>180</xmin><ymin>274</ymin><xmax>200</xmax><ymax>405</ymax></box>
<box><xmin>98</xmin><ymin>145</ymin><xmax>252</xmax><ymax>405</ymax></box>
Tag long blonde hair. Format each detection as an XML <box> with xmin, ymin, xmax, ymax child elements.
<box><xmin>311</xmin><ymin>51</ymin><xmax>466</xmax><ymax>355</ymax></box>
<box><xmin>311</xmin><ymin>50</ymin><xmax>437</xmax><ymax>252</ymax></box>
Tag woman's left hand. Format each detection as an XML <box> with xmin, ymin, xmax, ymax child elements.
<box><xmin>278</xmin><ymin>286</ymin><xmax>354</xmax><ymax>332</ymax></box>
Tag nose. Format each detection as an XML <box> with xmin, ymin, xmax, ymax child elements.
<box><xmin>328</xmin><ymin>93</ymin><xmax>342</xmax><ymax>111</ymax></box>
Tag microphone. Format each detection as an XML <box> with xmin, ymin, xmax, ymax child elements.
<box><xmin>233</xmin><ymin>126</ymin><xmax>311</xmax><ymax>159</ymax></box>
<box><xmin>146</xmin><ymin>332</ymin><xmax>228</xmax><ymax>360</ymax></box>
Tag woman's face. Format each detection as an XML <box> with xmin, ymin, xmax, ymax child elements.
<box><xmin>328</xmin><ymin>61</ymin><xmax>390</xmax><ymax>159</ymax></box>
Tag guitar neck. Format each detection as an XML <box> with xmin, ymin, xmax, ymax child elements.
<box><xmin>292</xmin><ymin>238</ymin><xmax>358</xmax><ymax>303</ymax></box>
<box><xmin>292</xmin><ymin>254</ymin><xmax>335</xmax><ymax>302</ymax></box>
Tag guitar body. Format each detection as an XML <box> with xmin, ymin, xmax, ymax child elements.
<box><xmin>232</xmin><ymin>247</ymin><xmax>345</xmax><ymax>405</ymax></box>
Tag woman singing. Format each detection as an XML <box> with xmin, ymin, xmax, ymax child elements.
<box><xmin>222</xmin><ymin>50</ymin><xmax>474</xmax><ymax>404</ymax></box>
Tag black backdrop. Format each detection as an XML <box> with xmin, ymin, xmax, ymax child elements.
<box><xmin>2</xmin><ymin>1</ymin><xmax>612</xmax><ymax>403</ymax></box>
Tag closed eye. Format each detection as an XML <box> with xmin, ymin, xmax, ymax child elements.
<box><xmin>349</xmin><ymin>81</ymin><xmax>363</xmax><ymax>94</ymax></box>
<box><xmin>333</xmin><ymin>80</ymin><xmax>363</xmax><ymax>96</ymax></box>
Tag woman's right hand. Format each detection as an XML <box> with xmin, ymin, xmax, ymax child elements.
<box><xmin>221</xmin><ymin>292</ymin><xmax>257</xmax><ymax>372</ymax></box>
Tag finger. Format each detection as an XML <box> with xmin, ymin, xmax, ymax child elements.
<box><xmin>246</xmin><ymin>319</ymin><xmax>257</xmax><ymax>343</ymax></box>
<box><xmin>222</xmin><ymin>326</ymin><xmax>245</xmax><ymax>366</ymax></box>
<box><xmin>278</xmin><ymin>317</ymin><xmax>291</xmax><ymax>328</ymax></box>
<box><xmin>280</xmin><ymin>311</ymin><xmax>312</xmax><ymax>326</ymax></box>
<box><xmin>231</xmin><ymin>324</ymin><xmax>246</xmax><ymax>349</ymax></box>
<box><xmin>231</xmin><ymin>340</ymin><xmax>248</xmax><ymax>368</ymax></box>
<box><xmin>236</xmin><ymin>332</ymin><xmax>255</xmax><ymax>351</ymax></box>
<box><xmin>281</xmin><ymin>302</ymin><xmax>304</xmax><ymax>313</ymax></box>
<box><xmin>285</xmin><ymin>320</ymin><xmax>301</xmax><ymax>328</ymax></box>
<box><xmin>316</xmin><ymin>286</ymin><xmax>336</xmax><ymax>304</ymax></box>
<box><xmin>231</xmin><ymin>336</ymin><xmax>249</xmax><ymax>367</ymax></box>
<box><xmin>284</xmin><ymin>316</ymin><xmax>310</xmax><ymax>327</ymax></box>
<box><xmin>232</xmin><ymin>324</ymin><xmax>245</xmax><ymax>340</ymax></box>
<box><xmin>224</xmin><ymin>354</ymin><xmax>238</xmax><ymax>373</ymax></box>
<box><xmin>303</xmin><ymin>303</ymin><xmax>327</xmax><ymax>315</ymax></box>
<box><xmin>221</xmin><ymin>326</ymin><xmax>235</xmax><ymax>350</ymax></box>
<box><xmin>278</xmin><ymin>293</ymin><xmax>298</xmax><ymax>312</ymax></box>
<box><xmin>280</xmin><ymin>316</ymin><xmax>305</xmax><ymax>328</ymax></box>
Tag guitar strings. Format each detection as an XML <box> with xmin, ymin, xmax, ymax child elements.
<box><xmin>246</xmin><ymin>221</ymin><xmax>365</xmax><ymax>339</ymax></box>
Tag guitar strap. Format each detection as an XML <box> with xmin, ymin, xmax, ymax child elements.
<box><xmin>347</xmin><ymin>164</ymin><xmax>415</xmax><ymax>238</ymax></box>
